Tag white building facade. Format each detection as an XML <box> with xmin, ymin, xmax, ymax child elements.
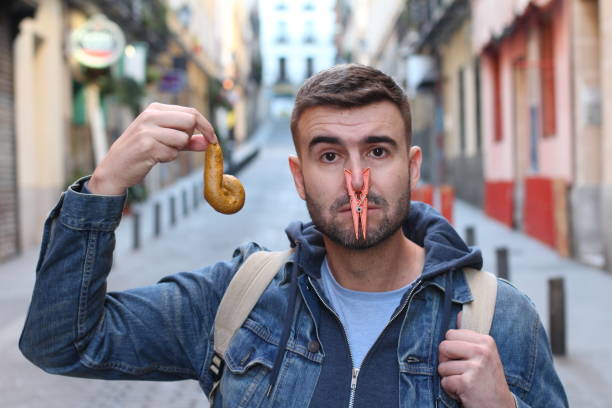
<box><xmin>259</xmin><ymin>0</ymin><xmax>336</xmax><ymax>117</ymax></box>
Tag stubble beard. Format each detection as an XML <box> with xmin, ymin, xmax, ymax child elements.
<box><xmin>304</xmin><ymin>186</ymin><xmax>412</xmax><ymax>250</ymax></box>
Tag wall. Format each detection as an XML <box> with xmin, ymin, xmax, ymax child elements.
<box><xmin>0</xmin><ymin>8</ymin><xmax>19</xmax><ymax>261</ymax></box>
<box><xmin>570</xmin><ymin>0</ymin><xmax>604</xmax><ymax>267</ymax></box>
<box><xmin>537</xmin><ymin>0</ymin><xmax>572</xmax><ymax>182</ymax></box>
<box><xmin>259</xmin><ymin>0</ymin><xmax>336</xmax><ymax>87</ymax></box>
<box><xmin>14</xmin><ymin>0</ymin><xmax>69</xmax><ymax>251</ymax></box>
<box><xmin>439</xmin><ymin>19</ymin><xmax>484</xmax><ymax>206</ymax></box>
<box><xmin>601</xmin><ymin>0</ymin><xmax>612</xmax><ymax>272</ymax></box>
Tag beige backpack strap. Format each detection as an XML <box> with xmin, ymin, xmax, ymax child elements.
<box><xmin>209</xmin><ymin>249</ymin><xmax>294</xmax><ymax>388</ymax></box>
<box><xmin>461</xmin><ymin>268</ymin><xmax>498</xmax><ymax>334</ymax></box>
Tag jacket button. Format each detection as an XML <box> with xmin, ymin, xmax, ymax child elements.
<box><xmin>307</xmin><ymin>340</ymin><xmax>320</xmax><ymax>353</ymax></box>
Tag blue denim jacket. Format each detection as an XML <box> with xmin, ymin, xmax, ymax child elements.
<box><xmin>20</xmin><ymin>178</ymin><xmax>568</xmax><ymax>407</ymax></box>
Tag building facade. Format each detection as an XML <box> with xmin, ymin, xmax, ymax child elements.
<box><xmin>334</xmin><ymin>0</ymin><xmax>612</xmax><ymax>272</ymax></box>
<box><xmin>0</xmin><ymin>1</ymin><xmax>36</xmax><ymax>262</ymax></box>
<box><xmin>259</xmin><ymin>0</ymin><xmax>336</xmax><ymax>117</ymax></box>
<box><xmin>3</xmin><ymin>0</ymin><xmax>261</xmax><ymax>262</ymax></box>
<box><xmin>409</xmin><ymin>0</ymin><xmax>484</xmax><ymax>207</ymax></box>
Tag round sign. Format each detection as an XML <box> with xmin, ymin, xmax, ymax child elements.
<box><xmin>71</xmin><ymin>14</ymin><xmax>125</xmax><ymax>69</ymax></box>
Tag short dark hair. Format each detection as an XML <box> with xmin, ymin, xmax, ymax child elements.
<box><xmin>290</xmin><ymin>64</ymin><xmax>412</xmax><ymax>149</ymax></box>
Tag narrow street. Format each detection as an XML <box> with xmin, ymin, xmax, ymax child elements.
<box><xmin>1</xmin><ymin>118</ymin><xmax>611</xmax><ymax>406</ymax></box>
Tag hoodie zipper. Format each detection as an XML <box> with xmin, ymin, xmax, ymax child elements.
<box><xmin>308</xmin><ymin>276</ymin><xmax>423</xmax><ymax>408</ymax></box>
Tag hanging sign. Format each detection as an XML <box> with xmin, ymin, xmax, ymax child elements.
<box><xmin>71</xmin><ymin>14</ymin><xmax>125</xmax><ymax>69</ymax></box>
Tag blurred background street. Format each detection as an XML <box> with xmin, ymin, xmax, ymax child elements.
<box><xmin>2</xmin><ymin>0</ymin><xmax>612</xmax><ymax>406</ymax></box>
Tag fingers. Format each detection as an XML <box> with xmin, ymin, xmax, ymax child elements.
<box><xmin>148</xmin><ymin>102</ymin><xmax>217</xmax><ymax>143</ymax></box>
<box><xmin>148</xmin><ymin>130</ymin><xmax>208</xmax><ymax>162</ymax></box>
<box><xmin>152</xmin><ymin>144</ymin><xmax>179</xmax><ymax>163</ymax></box>
<box><xmin>440</xmin><ymin>375</ymin><xmax>462</xmax><ymax>400</ymax></box>
<box><xmin>439</xmin><ymin>339</ymin><xmax>478</xmax><ymax>362</ymax></box>
<box><xmin>438</xmin><ymin>360</ymin><xmax>471</xmax><ymax>377</ymax></box>
<box><xmin>152</xmin><ymin>128</ymin><xmax>192</xmax><ymax>149</ymax></box>
<box><xmin>446</xmin><ymin>327</ymin><xmax>493</xmax><ymax>343</ymax></box>
<box><xmin>184</xmin><ymin>134</ymin><xmax>209</xmax><ymax>151</ymax></box>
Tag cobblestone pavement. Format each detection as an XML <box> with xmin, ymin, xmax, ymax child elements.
<box><xmin>2</xmin><ymin>117</ymin><xmax>611</xmax><ymax>406</ymax></box>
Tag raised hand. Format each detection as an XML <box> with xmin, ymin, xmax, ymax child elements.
<box><xmin>88</xmin><ymin>103</ymin><xmax>217</xmax><ymax>195</ymax></box>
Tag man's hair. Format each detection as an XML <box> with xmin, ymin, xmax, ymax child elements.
<box><xmin>290</xmin><ymin>64</ymin><xmax>412</xmax><ymax>150</ymax></box>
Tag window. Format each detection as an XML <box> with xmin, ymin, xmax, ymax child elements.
<box><xmin>458</xmin><ymin>68</ymin><xmax>466</xmax><ymax>154</ymax></box>
<box><xmin>276</xmin><ymin>1</ymin><xmax>287</xmax><ymax>10</ymax></box>
<box><xmin>303</xmin><ymin>0</ymin><xmax>315</xmax><ymax>10</ymax></box>
<box><xmin>276</xmin><ymin>20</ymin><xmax>288</xmax><ymax>43</ymax></box>
<box><xmin>540</xmin><ymin>16</ymin><xmax>556</xmax><ymax>137</ymax></box>
<box><xmin>490</xmin><ymin>48</ymin><xmax>503</xmax><ymax>142</ymax></box>
<box><xmin>474</xmin><ymin>59</ymin><xmax>482</xmax><ymax>151</ymax></box>
<box><xmin>305</xmin><ymin>57</ymin><xmax>314</xmax><ymax>78</ymax></box>
<box><xmin>303</xmin><ymin>20</ymin><xmax>315</xmax><ymax>44</ymax></box>
<box><xmin>278</xmin><ymin>57</ymin><xmax>287</xmax><ymax>82</ymax></box>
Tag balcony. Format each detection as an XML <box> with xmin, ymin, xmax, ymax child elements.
<box><xmin>410</xmin><ymin>0</ymin><xmax>469</xmax><ymax>52</ymax></box>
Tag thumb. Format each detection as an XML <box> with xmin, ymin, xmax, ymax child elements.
<box><xmin>456</xmin><ymin>311</ymin><xmax>462</xmax><ymax>329</ymax></box>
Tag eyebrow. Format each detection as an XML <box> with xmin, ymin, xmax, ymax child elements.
<box><xmin>364</xmin><ymin>135</ymin><xmax>398</xmax><ymax>147</ymax></box>
<box><xmin>308</xmin><ymin>135</ymin><xmax>398</xmax><ymax>151</ymax></box>
<box><xmin>308</xmin><ymin>136</ymin><xmax>341</xmax><ymax>150</ymax></box>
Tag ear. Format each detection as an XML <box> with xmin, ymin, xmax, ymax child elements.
<box><xmin>408</xmin><ymin>146</ymin><xmax>422</xmax><ymax>189</ymax></box>
<box><xmin>288</xmin><ymin>155</ymin><xmax>306</xmax><ymax>200</ymax></box>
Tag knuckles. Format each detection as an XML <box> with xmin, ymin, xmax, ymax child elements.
<box><xmin>139</xmin><ymin>108</ymin><xmax>156</xmax><ymax>123</ymax></box>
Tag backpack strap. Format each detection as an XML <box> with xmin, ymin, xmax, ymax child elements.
<box><xmin>461</xmin><ymin>268</ymin><xmax>498</xmax><ymax>334</ymax></box>
<box><xmin>209</xmin><ymin>249</ymin><xmax>294</xmax><ymax>392</ymax></box>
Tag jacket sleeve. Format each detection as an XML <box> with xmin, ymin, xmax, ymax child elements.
<box><xmin>19</xmin><ymin>177</ymin><xmax>259</xmax><ymax>390</ymax></box>
<box><xmin>493</xmin><ymin>280</ymin><xmax>569</xmax><ymax>407</ymax></box>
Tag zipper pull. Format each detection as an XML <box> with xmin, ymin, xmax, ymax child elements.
<box><xmin>351</xmin><ymin>368</ymin><xmax>360</xmax><ymax>390</ymax></box>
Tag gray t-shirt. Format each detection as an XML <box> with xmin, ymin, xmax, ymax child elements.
<box><xmin>318</xmin><ymin>257</ymin><xmax>414</xmax><ymax>368</ymax></box>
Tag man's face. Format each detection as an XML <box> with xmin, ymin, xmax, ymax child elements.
<box><xmin>289</xmin><ymin>101</ymin><xmax>422</xmax><ymax>249</ymax></box>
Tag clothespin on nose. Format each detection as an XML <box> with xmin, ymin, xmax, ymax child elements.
<box><xmin>344</xmin><ymin>168</ymin><xmax>370</xmax><ymax>240</ymax></box>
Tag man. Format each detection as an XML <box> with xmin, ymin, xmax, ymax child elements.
<box><xmin>20</xmin><ymin>64</ymin><xmax>567</xmax><ymax>407</ymax></box>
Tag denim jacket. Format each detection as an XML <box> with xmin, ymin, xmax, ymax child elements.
<box><xmin>20</xmin><ymin>178</ymin><xmax>568</xmax><ymax>407</ymax></box>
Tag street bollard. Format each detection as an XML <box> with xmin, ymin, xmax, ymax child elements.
<box><xmin>496</xmin><ymin>247</ymin><xmax>509</xmax><ymax>281</ymax></box>
<box><xmin>465</xmin><ymin>226</ymin><xmax>476</xmax><ymax>246</ymax></box>
<box><xmin>182</xmin><ymin>189</ymin><xmax>188</xmax><ymax>216</ymax></box>
<box><xmin>132</xmin><ymin>211</ymin><xmax>141</xmax><ymax>250</ymax></box>
<box><xmin>170</xmin><ymin>196</ymin><xmax>176</xmax><ymax>226</ymax></box>
<box><xmin>154</xmin><ymin>202</ymin><xmax>161</xmax><ymax>237</ymax></box>
<box><xmin>548</xmin><ymin>277</ymin><xmax>566</xmax><ymax>356</ymax></box>
<box><xmin>193</xmin><ymin>183</ymin><xmax>199</xmax><ymax>209</ymax></box>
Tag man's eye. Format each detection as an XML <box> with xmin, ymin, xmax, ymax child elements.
<box><xmin>370</xmin><ymin>147</ymin><xmax>387</xmax><ymax>158</ymax></box>
<box><xmin>322</xmin><ymin>152</ymin><xmax>337</xmax><ymax>162</ymax></box>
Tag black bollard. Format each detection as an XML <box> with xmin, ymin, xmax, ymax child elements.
<box><xmin>465</xmin><ymin>226</ymin><xmax>476</xmax><ymax>246</ymax></box>
<box><xmin>496</xmin><ymin>247</ymin><xmax>509</xmax><ymax>281</ymax></box>
<box><xmin>182</xmin><ymin>189</ymin><xmax>188</xmax><ymax>216</ymax></box>
<box><xmin>132</xmin><ymin>211</ymin><xmax>141</xmax><ymax>250</ymax></box>
<box><xmin>549</xmin><ymin>278</ymin><xmax>566</xmax><ymax>356</ymax></box>
<box><xmin>154</xmin><ymin>202</ymin><xmax>161</xmax><ymax>237</ymax></box>
<box><xmin>170</xmin><ymin>196</ymin><xmax>176</xmax><ymax>226</ymax></box>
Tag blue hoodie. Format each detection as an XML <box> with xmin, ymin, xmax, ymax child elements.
<box><xmin>276</xmin><ymin>202</ymin><xmax>483</xmax><ymax>407</ymax></box>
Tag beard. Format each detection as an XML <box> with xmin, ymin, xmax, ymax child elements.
<box><xmin>305</xmin><ymin>185</ymin><xmax>412</xmax><ymax>250</ymax></box>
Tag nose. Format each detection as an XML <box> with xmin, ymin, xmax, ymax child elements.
<box><xmin>344</xmin><ymin>161</ymin><xmax>370</xmax><ymax>196</ymax></box>
<box><xmin>349</xmin><ymin>167</ymin><xmax>365</xmax><ymax>193</ymax></box>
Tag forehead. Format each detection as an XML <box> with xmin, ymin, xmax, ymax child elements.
<box><xmin>295</xmin><ymin>101</ymin><xmax>406</xmax><ymax>149</ymax></box>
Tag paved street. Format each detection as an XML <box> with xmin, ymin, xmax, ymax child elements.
<box><xmin>1</xmin><ymin>117</ymin><xmax>611</xmax><ymax>406</ymax></box>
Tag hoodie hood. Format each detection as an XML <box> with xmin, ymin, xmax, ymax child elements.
<box><xmin>284</xmin><ymin>201</ymin><xmax>482</xmax><ymax>281</ymax></box>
